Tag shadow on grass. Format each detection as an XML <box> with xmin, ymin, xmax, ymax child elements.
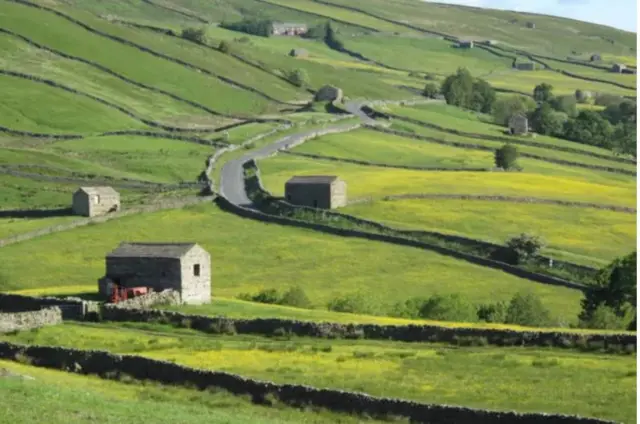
<box><xmin>0</xmin><ymin>208</ymin><xmax>74</xmax><ymax>219</ymax></box>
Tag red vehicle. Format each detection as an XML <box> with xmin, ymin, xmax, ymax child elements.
<box><xmin>109</xmin><ymin>285</ymin><xmax>149</xmax><ymax>304</ymax></box>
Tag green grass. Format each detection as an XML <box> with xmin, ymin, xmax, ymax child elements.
<box><xmin>44</xmin><ymin>135</ymin><xmax>214</xmax><ymax>184</ymax></box>
<box><xmin>220</xmin><ymin>122</ymin><xmax>280</xmax><ymax>144</ymax></box>
<box><xmin>0</xmin><ymin>203</ymin><xmax>585</xmax><ymax>324</ymax></box>
<box><xmin>0</xmin><ymin>1</ymin><xmax>277</xmax><ymax>116</ymax></box>
<box><xmin>0</xmin><ymin>32</ymin><xmax>225</xmax><ymax>127</ymax></box>
<box><xmin>343</xmin><ymin>199</ymin><xmax>636</xmax><ymax>267</ymax></box>
<box><xmin>542</xmin><ymin>57</ymin><xmax>636</xmax><ymax>88</ymax></box>
<box><xmin>0</xmin><ymin>73</ymin><xmax>146</xmax><ymax>133</ymax></box>
<box><xmin>0</xmin><ymin>360</ymin><xmax>384</xmax><ymax>424</ymax></box>
<box><xmin>259</xmin><ymin>155</ymin><xmax>636</xmax><ymax>207</ymax></box>
<box><xmin>0</xmin><ymin>216</ymin><xmax>80</xmax><ymax>240</ymax></box>
<box><xmin>2</xmin><ymin>323</ymin><xmax>635</xmax><ymax>424</ymax></box>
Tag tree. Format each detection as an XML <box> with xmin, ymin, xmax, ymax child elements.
<box><xmin>440</xmin><ymin>68</ymin><xmax>474</xmax><ymax>108</ymax></box>
<box><xmin>612</xmin><ymin>123</ymin><xmax>637</xmax><ymax>157</ymax></box>
<box><xmin>579</xmin><ymin>251</ymin><xmax>637</xmax><ymax>325</ymax></box>
<box><xmin>181</xmin><ymin>27</ymin><xmax>207</xmax><ymax>44</ymax></box>
<box><xmin>574</xmin><ymin>89</ymin><xmax>592</xmax><ymax>104</ymax></box>
<box><xmin>288</xmin><ymin>68</ymin><xmax>310</xmax><ymax>87</ymax></box>
<box><xmin>218</xmin><ymin>40</ymin><xmax>231</xmax><ymax>54</ymax></box>
<box><xmin>470</xmin><ymin>79</ymin><xmax>496</xmax><ymax>113</ymax></box>
<box><xmin>529</xmin><ymin>103</ymin><xmax>564</xmax><ymax>136</ymax></box>
<box><xmin>220</xmin><ymin>18</ymin><xmax>273</xmax><ymax>37</ymax></box>
<box><xmin>549</xmin><ymin>95</ymin><xmax>577</xmax><ymax>117</ymax></box>
<box><xmin>602</xmin><ymin>100</ymin><xmax>637</xmax><ymax>125</ymax></box>
<box><xmin>494</xmin><ymin>143</ymin><xmax>519</xmax><ymax>170</ymax></box>
<box><xmin>562</xmin><ymin>110</ymin><xmax>614</xmax><ymax>148</ymax></box>
<box><xmin>580</xmin><ymin>304</ymin><xmax>630</xmax><ymax>330</ymax></box>
<box><xmin>492</xmin><ymin>95</ymin><xmax>536</xmax><ymax>126</ymax></box>
<box><xmin>505</xmin><ymin>292</ymin><xmax>552</xmax><ymax>327</ymax></box>
<box><xmin>477</xmin><ymin>301</ymin><xmax>508</xmax><ymax>323</ymax></box>
<box><xmin>506</xmin><ymin>233</ymin><xmax>545</xmax><ymax>264</ymax></box>
<box><xmin>279</xmin><ymin>286</ymin><xmax>312</xmax><ymax>308</ymax></box>
<box><xmin>533</xmin><ymin>83</ymin><xmax>553</xmax><ymax>102</ymax></box>
<box><xmin>418</xmin><ymin>294</ymin><xmax>478</xmax><ymax>323</ymax></box>
<box><xmin>323</xmin><ymin>22</ymin><xmax>344</xmax><ymax>51</ymax></box>
<box><xmin>423</xmin><ymin>83</ymin><xmax>439</xmax><ymax>99</ymax></box>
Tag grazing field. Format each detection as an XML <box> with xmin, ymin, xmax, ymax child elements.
<box><xmin>0</xmin><ymin>216</ymin><xmax>80</xmax><ymax>240</ymax></box>
<box><xmin>0</xmin><ymin>360</ymin><xmax>380</xmax><ymax>424</ymax></box>
<box><xmin>44</xmin><ymin>135</ymin><xmax>214</xmax><ymax>184</ymax></box>
<box><xmin>259</xmin><ymin>156</ymin><xmax>636</xmax><ymax>207</ymax></box>
<box><xmin>343</xmin><ymin>199</ymin><xmax>636</xmax><ymax>267</ymax></box>
<box><xmin>0</xmin><ymin>203</ymin><xmax>584</xmax><ymax>323</ymax></box>
<box><xmin>541</xmin><ymin>57</ymin><xmax>637</xmax><ymax>88</ymax></box>
<box><xmin>2</xmin><ymin>323</ymin><xmax>635</xmax><ymax>424</ymax></box>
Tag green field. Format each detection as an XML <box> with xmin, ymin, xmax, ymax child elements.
<box><xmin>0</xmin><ymin>360</ymin><xmax>382</xmax><ymax>424</ymax></box>
<box><xmin>1</xmin><ymin>323</ymin><xmax>634</xmax><ymax>424</ymax></box>
<box><xmin>0</xmin><ymin>203</ymin><xmax>585</xmax><ymax>324</ymax></box>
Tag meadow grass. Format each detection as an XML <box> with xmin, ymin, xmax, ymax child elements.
<box><xmin>0</xmin><ymin>360</ymin><xmax>383</xmax><ymax>424</ymax></box>
<box><xmin>0</xmin><ymin>203</ymin><xmax>585</xmax><ymax>323</ymax></box>
<box><xmin>0</xmin><ymin>216</ymin><xmax>80</xmax><ymax>239</ymax></box>
<box><xmin>44</xmin><ymin>135</ymin><xmax>215</xmax><ymax>184</ymax></box>
<box><xmin>258</xmin><ymin>155</ymin><xmax>636</xmax><ymax>207</ymax></box>
<box><xmin>343</xmin><ymin>198</ymin><xmax>636</xmax><ymax>267</ymax></box>
<box><xmin>219</xmin><ymin>122</ymin><xmax>280</xmax><ymax>144</ymax></box>
<box><xmin>2</xmin><ymin>323</ymin><xmax>635</xmax><ymax>424</ymax></box>
<box><xmin>0</xmin><ymin>32</ymin><xmax>223</xmax><ymax>127</ymax></box>
<box><xmin>0</xmin><ymin>1</ymin><xmax>276</xmax><ymax>116</ymax></box>
<box><xmin>0</xmin><ymin>73</ymin><xmax>146</xmax><ymax>133</ymax></box>
<box><xmin>542</xmin><ymin>57</ymin><xmax>636</xmax><ymax>88</ymax></box>
<box><xmin>385</xmin><ymin>103</ymin><xmax>624</xmax><ymax>158</ymax></box>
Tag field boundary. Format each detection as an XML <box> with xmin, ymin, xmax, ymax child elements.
<box><xmin>0</xmin><ymin>340</ymin><xmax>618</xmax><ymax>423</ymax></box>
<box><xmin>139</xmin><ymin>0</ymin><xmax>209</xmax><ymax>24</ymax></box>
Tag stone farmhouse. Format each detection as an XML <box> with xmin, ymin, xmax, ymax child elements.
<box><xmin>284</xmin><ymin>176</ymin><xmax>347</xmax><ymax>209</ymax></box>
<box><xmin>72</xmin><ymin>186</ymin><xmax>120</xmax><ymax>217</ymax></box>
<box><xmin>272</xmin><ymin>23</ymin><xmax>307</xmax><ymax>36</ymax></box>
<box><xmin>98</xmin><ymin>242</ymin><xmax>211</xmax><ymax>305</ymax></box>
<box><xmin>509</xmin><ymin>114</ymin><xmax>529</xmax><ymax>135</ymax></box>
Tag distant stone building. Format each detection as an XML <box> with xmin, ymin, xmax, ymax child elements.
<box><xmin>509</xmin><ymin>114</ymin><xmax>529</xmax><ymax>135</ymax></box>
<box><xmin>612</xmin><ymin>63</ymin><xmax>627</xmax><ymax>73</ymax></box>
<box><xmin>514</xmin><ymin>62</ymin><xmax>535</xmax><ymax>71</ymax></box>
<box><xmin>289</xmin><ymin>48</ymin><xmax>309</xmax><ymax>58</ymax></box>
<box><xmin>98</xmin><ymin>242</ymin><xmax>211</xmax><ymax>305</ymax></box>
<box><xmin>314</xmin><ymin>85</ymin><xmax>343</xmax><ymax>102</ymax></box>
<box><xmin>485</xmin><ymin>40</ymin><xmax>498</xmax><ymax>46</ymax></box>
<box><xmin>458</xmin><ymin>40</ymin><xmax>474</xmax><ymax>49</ymax></box>
<box><xmin>590</xmin><ymin>54</ymin><xmax>601</xmax><ymax>62</ymax></box>
<box><xmin>272</xmin><ymin>23</ymin><xmax>307</xmax><ymax>36</ymax></box>
<box><xmin>284</xmin><ymin>176</ymin><xmax>347</xmax><ymax>209</ymax></box>
<box><xmin>526</xmin><ymin>22</ymin><xmax>536</xmax><ymax>29</ymax></box>
<box><xmin>72</xmin><ymin>186</ymin><xmax>120</xmax><ymax>217</ymax></box>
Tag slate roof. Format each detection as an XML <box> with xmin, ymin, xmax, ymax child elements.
<box><xmin>76</xmin><ymin>186</ymin><xmax>119</xmax><ymax>196</ymax></box>
<box><xmin>107</xmin><ymin>242</ymin><xmax>198</xmax><ymax>259</ymax></box>
<box><xmin>286</xmin><ymin>175</ymin><xmax>339</xmax><ymax>184</ymax></box>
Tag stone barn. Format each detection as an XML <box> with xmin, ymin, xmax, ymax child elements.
<box><xmin>98</xmin><ymin>242</ymin><xmax>211</xmax><ymax>305</ymax></box>
<box><xmin>284</xmin><ymin>176</ymin><xmax>347</xmax><ymax>209</ymax></box>
<box><xmin>272</xmin><ymin>23</ymin><xmax>307</xmax><ymax>36</ymax></box>
<box><xmin>590</xmin><ymin>54</ymin><xmax>601</xmax><ymax>62</ymax></box>
<box><xmin>289</xmin><ymin>48</ymin><xmax>309</xmax><ymax>58</ymax></box>
<box><xmin>612</xmin><ymin>63</ymin><xmax>627</xmax><ymax>73</ymax></box>
<box><xmin>514</xmin><ymin>62</ymin><xmax>535</xmax><ymax>71</ymax></box>
<box><xmin>509</xmin><ymin>114</ymin><xmax>529</xmax><ymax>135</ymax></box>
<box><xmin>526</xmin><ymin>22</ymin><xmax>536</xmax><ymax>29</ymax></box>
<box><xmin>314</xmin><ymin>85</ymin><xmax>343</xmax><ymax>102</ymax></box>
<box><xmin>458</xmin><ymin>40</ymin><xmax>474</xmax><ymax>49</ymax></box>
<box><xmin>72</xmin><ymin>186</ymin><xmax>120</xmax><ymax>217</ymax></box>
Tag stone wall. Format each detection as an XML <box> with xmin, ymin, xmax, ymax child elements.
<box><xmin>105</xmin><ymin>290</ymin><xmax>182</xmax><ymax>310</ymax></box>
<box><xmin>0</xmin><ymin>307</ymin><xmax>63</xmax><ymax>333</ymax></box>
<box><xmin>0</xmin><ymin>340</ymin><xmax>618</xmax><ymax>423</ymax></box>
<box><xmin>0</xmin><ymin>293</ymin><xmax>98</xmax><ymax>320</ymax></box>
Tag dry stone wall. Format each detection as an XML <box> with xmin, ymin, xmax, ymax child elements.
<box><xmin>0</xmin><ymin>307</ymin><xmax>63</xmax><ymax>333</ymax></box>
<box><xmin>0</xmin><ymin>340</ymin><xmax>616</xmax><ymax>423</ymax></box>
<box><xmin>0</xmin><ymin>293</ymin><xmax>99</xmax><ymax>320</ymax></box>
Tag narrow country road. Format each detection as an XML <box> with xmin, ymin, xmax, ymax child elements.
<box><xmin>219</xmin><ymin>101</ymin><xmax>384</xmax><ymax>207</ymax></box>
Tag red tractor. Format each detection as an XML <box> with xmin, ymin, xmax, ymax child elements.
<box><xmin>109</xmin><ymin>284</ymin><xmax>150</xmax><ymax>304</ymax></box>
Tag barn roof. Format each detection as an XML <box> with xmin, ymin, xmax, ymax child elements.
<box><xmin>76</xmin><ymin>186</ymin><xmax>119</xmax><ymax>196</ymax></box>
<box><xmin>286</xmin><ymin>175</ymin><xmax>339</xmax><ymax>184</ymax></box>
<box><xmin>107</xmin><ymin>242</ymin><xmax>199</xmax><ymax>259</ymax></box>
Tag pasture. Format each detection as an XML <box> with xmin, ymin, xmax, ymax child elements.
<box><xmin>2</xmin><ymin>323</ymin><xmax>635</xmax><ymax>424</ymax></box>
<box><xmin>0</xmin><ymin>203</ymin><xmax>585</xmax><ymax>323</ymax></box>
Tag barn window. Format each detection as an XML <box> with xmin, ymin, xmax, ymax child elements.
<box><xmin>193</xmin><ymin>264</ymin><xmax>201</xmax><ymax>276</ymax></box>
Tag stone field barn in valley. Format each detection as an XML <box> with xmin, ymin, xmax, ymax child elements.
<box><xmin>98</xmin><ymin>242</ymin><xmax>211</xmax><ymax>304</ymax></box>
<box><xmin>285</xmin><ymin>176</ymin><xmax>347</xmax><ymax>209</ymax></box>
<box><xmin>72</xmin><ymin>186</ymin><xmax>120</xmax><ymax>217</ymax></box>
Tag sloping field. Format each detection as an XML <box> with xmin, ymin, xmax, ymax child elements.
<box><xmin>259</xmin><ymin>155</ymin><xmax>636</xmax><ymax>207</ymax></box>
<box><xmin>0</xmin><ymin>203</ymin><xmax>584</xmax><ymax>323</ymax></box>
<box><xmin>2</xmin><ymin>323</ymin><xmax>634</xmax><ymax>424</ymax></box>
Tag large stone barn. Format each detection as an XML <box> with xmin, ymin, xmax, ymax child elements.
<box><xmin>284</xmin><ymin>176</ymin><xmax>347</xmax><ymax>209</ymax></box>
<box><xmin>98</xmin><ymin>242</ymin><xmax>211</xmax><ymax>305</ymax></box>
<box><xmin>72</xmin><ymin>186</ymin><xmax>120</xmax><ymax>217</ymax></box>
<box><xmin>509</xmin><ymin>114</ymin><xmax>529</xmax><ymax>135</ymax></box>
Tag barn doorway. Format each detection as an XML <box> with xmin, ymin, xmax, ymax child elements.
<box><xmin>313</xmin><ymin>200</ymin><xmax>318</xmax><ymax>208</ymax></box>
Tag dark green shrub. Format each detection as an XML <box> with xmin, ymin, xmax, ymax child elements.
<box><xmin>423</xmin><ymin>83</ymin><xmax>439</xmax><ymax>99</ymax></box>
<box><xmin>252</xmin><ymin>288</ymin><xmax>281</xmax><ymax>304</ymax></box>
<box><xmin>477</xmin><ymin>301</ymin><xmax>508</xmax><ymax>323</ymax></box>
<box><xmin>579</xmin><ymin>304</ymin><xmax>630</xmax><ymax>330</ymax></box>
<box><xmin>279</xmin><ymin>286</ymin><xmax>312</xmax><ymax>308</ymax></box>
<box><xmin>390</xmin><ymin>296</ymin><xmax>428</xmax><ymax>319</ymax></box>
<box><xmin>494</xmin><ymin>143</ymin><xmax>519</xmax><ymax>170</ymax></box>
<box><xmin>505</xmin><ymin>292</ymin><xmax>552</xmax><ymax>327</ymax></box>
<box><xmin>220</xmin><ymin>19</ymin><xmax>273</xmax><ymax>37</ymax></box>
<box><xmin>506</xmin><ymin>233</ymin><xmax>545</xmax><ymax>264</ymax></box>
<box><xmin>287</xmin><ymin>68</ymin><xmax>310</xmax><ymax>87</ymax></box>
<box><xmin>181</xmin><ymin>27</ymin><xmax>207</xmax><ymax>44</ymax></box>
<box><xmin>327</xmin><ymin>292</ymin><xmax>382</xmax><ymax>315</ymax></box>
<box><xmin>418</xmin><ymin>293</ymin><xmax>478</xmax><ymax>323</ymax></box>
<box><xmin>218</xmin><ymin>40</ymin><xmax>231</xmax><ymax>53</ymax></box>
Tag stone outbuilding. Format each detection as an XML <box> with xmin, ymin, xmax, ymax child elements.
<box><xmin>314</xmin><ymin>85</ymin><xmax>343</xmax><ymax>102</ymax></box>
<box><xmin>612</xmin><ymin>63</ymin><xmax>627</xmax><ymax>73</ymax></box>
<box><xmin>98</xmin><ymin>242</ymin><xmax>211</xmax><ymax>305</ymax></box>
<box><xmin>272</xmin><ymin>23</ymin><xmax>307</xmax><ymax>36</ymax></box>
<box><xmin>72</xmin><ymin>186</ymin><xmax>120</xmax><ymax>217</ymax></box>
<box><xmin>514</xmin><ymin>62</ymin><xmax>535</xmax><ymax>71</ymax></box>
<box><xmin>509</xmin><ymin>114</ymin><xmax>529</xmax><ymax>135</ymax></box>
<box><xmin>284</xmin><ymin>176</ymin><xmax>347</xmax><ymax>209</ymax></box>
<box><xmin>526</xmin><ymin>22</ymin><xmax>536</xmax><ymax>29</ymax></box>
<box><xmin>590</xmin><ymin>54</ymin><xmax>601</xmax><ymax>62</ymax></box>
<box><xmin>458</xmin><ymin>40</ymin><xmax>474</xmax><ymax>49</ymax></box>
<box><xmin>289</xmin><ymin>48</ymin><xmax>309</xmax><ymax>58</ymax></box>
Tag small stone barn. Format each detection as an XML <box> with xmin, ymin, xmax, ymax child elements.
<box><xmin>612</xmin><ymin>63</ymin><xmax>627</xmax><ymax>73</ymax></box>
<box><xmin>284</xmin><ymin>176</ymin><xmax>347</xmax><ymax>209</ymax></box>
<box><xmin>526</xmin><ymin>22</ymin><xmax>536</xmax><ymax>29</ymax></box>
<box><xmin>515</xmin><ymin>62</ymin><xmax>535</xmax><ymax>71</ymax></box>
<box><xmin>289</xmin><ymin>48</ymin><xmax>309</xmax><ymax>58</ymax></box>
<box><xmin>509</xmin><ymin>114</ymin><xmax>529</xmax><ymax>135</ymax></box>
<box><xmin>458</xmin><ymin>40</ymin><xmax>474</xmax><ymax>48</ymax></box>
<box><xmin>590</xmin><ymin>54</ymin><xmax>601</xmax><ymax>62</ymax></box>
<box><xmin>72</xmin><ymin>186</ymin><xmax>120</xmax><ymax>217</ymax></box>
<box><xmin>98</xmin><ymin>242</ymin><xmax>211</xmax><ymax>305</ymax></box>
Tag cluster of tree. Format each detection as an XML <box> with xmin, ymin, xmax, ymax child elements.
<box><xmin>287</xmin><ymin>68</ymin><xmax>310</xmax><ymax>87</ymax></box>
<box><xmin>220</xmin><ymin>18</ymin><xmax>273</xmax><ymax>37</ymax></box>
<box><xmin>500</xmin><ymin>83</ymin><xmax>637</xmax><ymax>157</ymax></box>
<box><xmin>181</xmin><ymin>27</ymin><xmax>208</xmax><ymax>44</ymax></box>
<box><xmin>322</xmin><ymin>22</ymin><xmax>345</xmax><ymax>51</ymax></box>
<box><xmin>438</xmin><ymin>68</ymin><xmax>496</xmax><ymax>113</ymax></box>
<box><xmin>579</xmin><ymin>251</ymin><xmax>636</xmax><ymax>331</ymax></box>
